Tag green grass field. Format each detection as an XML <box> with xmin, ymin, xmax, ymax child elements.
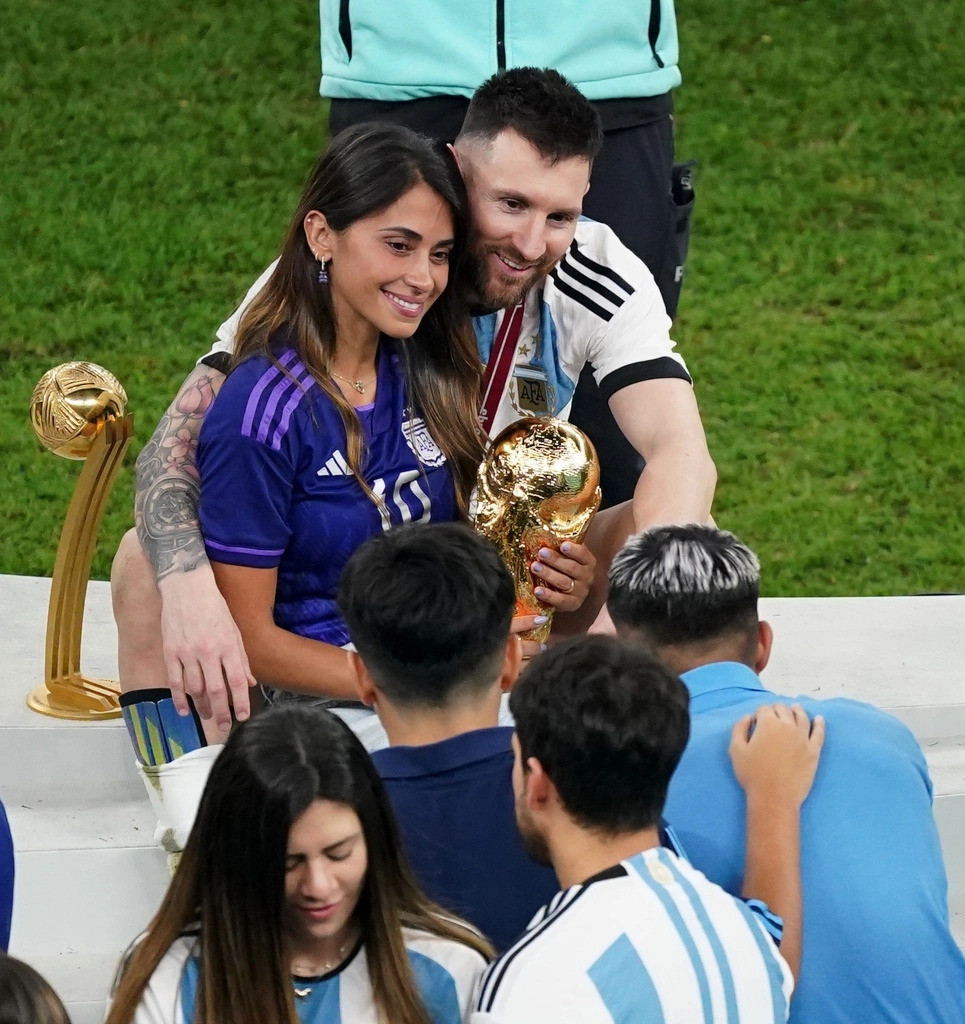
<box><xmin>2</xmin><ymin>0</ymin><xmax>962</xmax><ymax>594</ymax></box>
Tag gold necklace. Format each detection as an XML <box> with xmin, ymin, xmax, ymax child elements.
<box><xmin>291</xmin><ymin>937</ymin><xmax>353</xmax><ymax>997</ymax></box>
<box><xmin>330</xmin><ymin>370</ymin><xmax>374</xmax><ymax>395</ymax></box>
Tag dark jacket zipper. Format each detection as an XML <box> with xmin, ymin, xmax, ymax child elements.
<box><xmin>496</xmin><ymin>0</ymin><xmax>506</xmax><ymax>69</ymax></box>
<box><xmin>339</xmin><ymin>0</ymin><xmax>352</xmax><ymax>58</ymax></box>
<box><xmin>648</xmin><ymin>0</ymin><xmax>665</xmax><ymax>67</ymax></box>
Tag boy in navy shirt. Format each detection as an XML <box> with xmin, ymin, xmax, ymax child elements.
<box><xmin>338</xmin><ymin>522</ymin><xmax>558</xmax><ymax>952</ymax></box>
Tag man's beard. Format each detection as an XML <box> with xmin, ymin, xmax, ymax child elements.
<box><xmin>468</xmin><ymin>242</ymin><xmax>551</xmax><ymax>311</ymax></box>
<box><xmin>515</xmin><ymin>803</ymin><xmax>552</xmax><ymax>867</ymax></box>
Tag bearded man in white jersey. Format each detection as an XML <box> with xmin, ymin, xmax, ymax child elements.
<box><xmin>111</xmin><ymin>68</ymin><xmax>716</xmax><ymax>745</ymax></box>
<box><xmin>472</xmin><ymin>635</ymin><xmax>823</xmax><ymax>1024</ymax></box>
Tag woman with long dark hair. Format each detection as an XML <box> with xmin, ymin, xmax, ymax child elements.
<box><xmin>195</xmin><ymin>122</ymin><xmax>486</xmax><ymax>705</ymax></box>
<box><xmin>107</xmin><ymin>706</ymin><xmax>491</xmax><ymax>1024</ymax></box>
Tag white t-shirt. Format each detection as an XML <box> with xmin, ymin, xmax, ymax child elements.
<box><xmin>471</xmin><ymin>847</ymin><xmax>793</xmax><ymax>1024</ymax></box>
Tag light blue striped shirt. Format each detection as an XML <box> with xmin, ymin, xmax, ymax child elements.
<box><xmin>127</xmin><ymin>929</ymin><xmax>485</xmax><ymax>1024</ymax></box>
<box><xmin>472</xmin><ymin>847</ymin><xmax>792</xmax><ymax>1024</ymax></box>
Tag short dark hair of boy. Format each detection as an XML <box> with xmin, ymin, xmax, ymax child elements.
<box><xmin>338</xmin><ymin>522</ymin><xmax>515</xmax><ymax>708</ymax></box>
<box><xmin>607</xmin><ymin>525</ymin><xmax>761</xmax><ymax>647</ymax></box>
<box><xmin>457</xmin><ymin>67</ymin><xmax>603</xmax><ymax>164</ymax></box>
<box><xmin>509</xmin><ymin>636</ymin><xmax>689</xmax><ymax>834</ymax></box>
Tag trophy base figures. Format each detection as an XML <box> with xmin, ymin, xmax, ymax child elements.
<box><xmin>28</xmin><ymin>363</ymin><xmax>133</xmax><ymax>721</ymax></box>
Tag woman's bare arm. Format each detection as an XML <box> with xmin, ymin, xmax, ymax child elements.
<box><xmin>211</xmin><ymin>562</ymin><xmax>359</xmax><ymax>699</ymax></box>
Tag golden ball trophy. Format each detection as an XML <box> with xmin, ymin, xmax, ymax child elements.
<box><xmin>27</xmin><ymin>362</ymin><xmax>134</xmax><ymax>719</ymax></box>
<box><xmin>474</xmin><ymin>416</ymin><xmax>601</xmax><ymax>644</ymax></box>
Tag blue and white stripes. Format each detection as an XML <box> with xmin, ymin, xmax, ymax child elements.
<box><xmin>472</xmin><ymin>848</ymin><xmax>792</xmax><ymax>1024</ymax></box>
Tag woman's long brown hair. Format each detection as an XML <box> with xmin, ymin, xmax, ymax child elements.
<box><xmin>0</xmin><ymin>954</ymin><xmax>73</xmax><ymax>1024</ymax></box>
<box><xmin>231</xmin><ymin>123</ymin><xmax>485</xmax><ymax>516</ymax></box>
<box><xmin>106</xmin><ymin>707</ymin><xmax>492</xmax><ymax>1024</ymax></box>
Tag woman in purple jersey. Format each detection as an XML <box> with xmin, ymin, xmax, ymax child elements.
<box><xmin>107</xmin><ymin>706</ymin><xmax>490</xmax><ymax>1024</ymax></box>
<box><xmin>197</xmin><ymin>124</ymin><xmax>486</xmax><ymax>705</ymax></box>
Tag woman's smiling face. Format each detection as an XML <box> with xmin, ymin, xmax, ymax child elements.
<box><xmin>305</xmin><ymin>181</ymin><xmax>456</xmax><ymax>348</ymax></box>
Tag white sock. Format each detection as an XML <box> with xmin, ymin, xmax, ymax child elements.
<box><xmin>135</xmin><ymin>744</ymin><xmax>222</xmax><ymax>854</ymax></box>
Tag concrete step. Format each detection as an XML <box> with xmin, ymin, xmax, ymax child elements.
<box><xmin>0</xmin><ymin>575</ymin><xmax>169</xmax><ymax>1019</ymax></box>
<box><xmin>18</xmin><ymin>950</ymin><xmax>126</xmax><ymax>1024</ymax></box>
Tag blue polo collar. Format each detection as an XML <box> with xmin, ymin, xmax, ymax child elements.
<box><xmin>372</xmin><ymin>725</ymin><xmax>513</xmax><ymax>779</ymax></box>
<box><xmin>681</xmin><ymin>661</ymin><xmax>767</xmax><ymax>710</ymax></box>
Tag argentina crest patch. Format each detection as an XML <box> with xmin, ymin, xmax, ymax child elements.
<box><xmin>401</xmin><ymin>411</ymin><xmax>446</xmax><ymax>467</ymax></box>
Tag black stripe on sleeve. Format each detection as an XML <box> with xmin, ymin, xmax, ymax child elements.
<box><xmin>550</xmin><ymin>273</ymin><xmax>614</xmax><ymax>322</ymax></box>
<box><xmin>199</xmin><ymin>351</ymin><xmax>232</xmax><ymax>375</ymax></box>
<box><xmin>555</xmin><ymin>259</ymin><xmax>626</xmax><ymax>311</ymax></box>
<box><xmin>598</xmin><ymin>357</ymin><xmax>693</xmax><ymax>401</ymax></box>
<box><xmin>567</xmin><ymin>239</ymin><xmax>635</xmax><ymax>296</ymax></box>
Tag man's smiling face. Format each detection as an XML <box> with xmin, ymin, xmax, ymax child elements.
<box><xmin>454</xmin><ymin>129</ymin><xmax>591</xmax><ymax>311</ymax></box>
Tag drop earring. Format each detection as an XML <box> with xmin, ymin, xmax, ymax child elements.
<box><xmin>317</xmin><ymin>255</ymin><xmax>329</xmax><ymax>285</ymax></box>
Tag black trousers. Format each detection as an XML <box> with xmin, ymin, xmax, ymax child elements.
<box><xmin>329</xmin><ymin>97</ymin><xmax>685</xmax><ymax>506</ymax></box>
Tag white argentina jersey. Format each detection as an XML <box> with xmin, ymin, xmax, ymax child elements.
<box><xmin>125</xmin><ymin>929</ymin><xmax>486</xmax><ymax>1024</ymax></box>
<box><xmin>472</xmin><ymin>847</ymin><xmax>792</xmax><ymax>1024</ymax></box>
<box><xmin>472</xmin><ymin>219</ymin><xmax>691</xmax><ymax>437</ymax></box>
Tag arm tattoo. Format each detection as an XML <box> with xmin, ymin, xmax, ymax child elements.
<box><xmin>134</xmin><ymin>365</ymin><xmax>225</xmax><ymax>582</ymax></box>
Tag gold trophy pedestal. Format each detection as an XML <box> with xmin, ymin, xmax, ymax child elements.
<box><xmin>28</xmin><ymin>363</ymin><xmax>133</xmax><ymax>721</ymax></box>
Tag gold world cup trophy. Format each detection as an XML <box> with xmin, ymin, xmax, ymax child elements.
<box><xmin>474</xmin><ymin>417</ymin><xmax>601</xmax><ymax>644</ymax></box>
<box><xmin>27</xmin><ymin>362</ymin><xmax>134</xmax><ymax>719</ymax></box>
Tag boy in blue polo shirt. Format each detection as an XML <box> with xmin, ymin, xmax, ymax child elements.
<box><xmin>607</xmin><ymin>525</ymin><xmax>965</xmax><ymax>1024</ymax></box>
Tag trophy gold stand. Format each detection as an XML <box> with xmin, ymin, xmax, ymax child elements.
<box><xmin>27</xmin><ymin>362</ymin><xmax>133</xmax><ymax>720</ymax></box>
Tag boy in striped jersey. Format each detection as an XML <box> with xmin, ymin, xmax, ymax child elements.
<box><xmin>473</xmin><ymin>636</ymin><xmax>823</xmax><ymax>1024</ymax></box>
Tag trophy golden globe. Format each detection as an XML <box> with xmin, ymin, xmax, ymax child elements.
<box><xmin>27</xmin><ymin>361</ymin><xmax>134</xmax><ymax>719</ymax></box>
<box><xmin>474</xmin><ymin>417</ymin><xmax>601</xmax><ymax>644</ymax></box>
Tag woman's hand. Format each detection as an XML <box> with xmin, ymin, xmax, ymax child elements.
<box><xmin>511</xmin><ymin>614</ymin><xmax>548</xmax><ymax>664</ymax></box>
<box><xmin>530</xmin><ymin>541</ymin><xmax>596</xmax><ymax>612</ymax></box>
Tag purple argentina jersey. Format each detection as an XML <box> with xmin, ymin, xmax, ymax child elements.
<box><xmin>198</xmin><ymin>338</ymin><xmax>458</xmax><ymax>647</ymax></box>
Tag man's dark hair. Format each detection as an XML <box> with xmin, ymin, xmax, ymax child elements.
<box><xmin>457</xmin><ymin>67</ymin><xmax>603</xmax><ymax>164</ymax></box>
<box><xmin>509</xmin><ymin>636</ymin><xmax>689</xmax><ymax>833</ymax></box>
<box><xmin>338</xmin><ymin>522</ymin><xmax>515</xmax><ymax>707</ymax></box>
<box><xmin>607</xmin><ymin>525</ymin><xmax>761</xmax><ymax>647</ymax></box>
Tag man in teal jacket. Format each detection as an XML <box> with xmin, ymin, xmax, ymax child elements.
<box><xmin>319</xmin><ymin>1</ymin><xmax>689</xmax><ymax>507</ymax></box>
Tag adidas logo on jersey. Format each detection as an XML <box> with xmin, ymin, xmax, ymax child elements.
<box><xmin>316</xmin><ymin>450</ymin><xmax>353</xmax><ymax>476</ymax></box>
